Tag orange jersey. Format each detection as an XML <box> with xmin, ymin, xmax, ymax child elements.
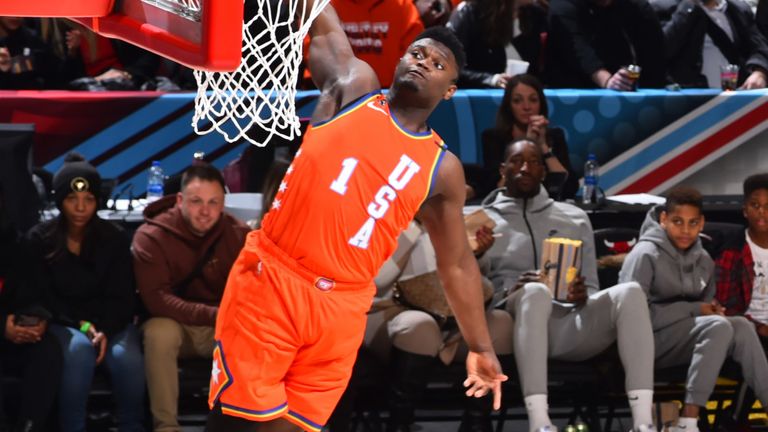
<box><xmin>261</xmin><ymin>92</ymin><xmax>446</xmax><ymax>284</ymax></box>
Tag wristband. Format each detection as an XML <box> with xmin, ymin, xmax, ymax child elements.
<box><xmin>543</xmin><ymin>150</ymin><xmax>555</xmax><ymax>159</ymax></box>
<box><xmin>79</xmin><ymin>321</ymin><xmax>92</xmax><ymax>334</ymax></box>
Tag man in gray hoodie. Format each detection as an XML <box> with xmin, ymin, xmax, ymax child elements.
<box><xmin>619</xmin><ymin>187</ymin><xmax>768</xmax><ymax>432</ymax></box>
<box><xmin>475</xmin><ymin>140</ymin><xmax>656</xmax><ymax>432</ymax></box>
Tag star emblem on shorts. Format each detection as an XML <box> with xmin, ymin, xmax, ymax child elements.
<box><xmin>272</xmin><ymin>199</ymin><xmax>282</xmax><ymax>210</ymax></box>
<box><xmin>278</xmin><ymin>181</ymin><xmax>287</xmax><ymax>193</ymax></box>
<box><xmin>211</xmin><ymin>359</ymin><xmax>221</xmax><ymax>385</ymax></box>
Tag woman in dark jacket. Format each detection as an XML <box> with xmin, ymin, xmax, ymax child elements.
<box><xmin>467</xmin><ymin>74</ymin><xmax>578</xmax><ymax>200</ymax></box>
<box><xmin>23</xmin><ymin>154</ymin><xmax>145</xmax><ymax>432</ymax></box>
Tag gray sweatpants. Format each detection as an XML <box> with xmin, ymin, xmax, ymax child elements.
<box><xmin>654</xmin><ymin>314</ymin><xmax>768</xmax><ymax>407</ymax></box>
<box><xmin>505</xmin><ymin>282</ymin><xmax>654</xmax><ymax>396</ymax></box>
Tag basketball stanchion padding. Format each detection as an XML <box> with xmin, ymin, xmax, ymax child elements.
<box><xmin>0</xmin><ymin>0</ymin><xmax>114</xmax><ymax>17</ymax></box>
<box><xmin>71</xmin><ymin>0</ymin><xmax>243</xmax><ymax>72</ymax></box>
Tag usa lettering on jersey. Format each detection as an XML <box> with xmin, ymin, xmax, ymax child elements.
<box><xmin>329</xmin><ymin>154</ymin><xmax>421</xmax><ymax>250</ymax></box>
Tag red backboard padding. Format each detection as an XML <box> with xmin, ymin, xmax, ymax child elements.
<box><xmin>73</xmin><ymin>0</ymin><xmax>243</xmax><ymax>72</ymax></box>
<box><xmin>0</xmin><ymin>0</ymin><xmax>114</xmax><ymax>17</ymax></box>
<box><xmin>1</xmin><ymin>0</ymin><xmax>243</xmax><ymax>72</ymax></box>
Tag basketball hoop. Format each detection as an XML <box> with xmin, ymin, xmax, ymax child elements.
<box><xmin>1</xmin><ymin>0</ymin><xmax>327</xmax><ymax>147</ymax></box>
<box><xmin>192</xmin><ymin>0</ymin><xmax>330</xmax><ymax>146</ymax></box>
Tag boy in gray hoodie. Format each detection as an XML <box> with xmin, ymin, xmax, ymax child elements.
<box><xmin>476</xmin><ymin>140</ymin><xmax>656</xmax><ymax>432</ymax></box>
<box><xmin>619</xmin><ymin>186</ymin><xmax>768</xmax><ymax>432</ymax></box>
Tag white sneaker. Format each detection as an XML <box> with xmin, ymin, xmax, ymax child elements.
<box><xmin>631</xmin><ymin>425</ymin><xmax>658</xmax><ymax>432</ymax></box>
<box><xmin>667</xmin><ymin>425</ymin><xmax>700</xmax><ymax>432</ymax></box>
<box><xmin>534</xmin><ymin>427</ymin><xmax>559</xmax><ymax>432</ymax></box>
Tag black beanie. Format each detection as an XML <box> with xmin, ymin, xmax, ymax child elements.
<box><xmin>53</xmin><ymin>153</ymin><xmax>102</xmax><ymax>209</ymax></box>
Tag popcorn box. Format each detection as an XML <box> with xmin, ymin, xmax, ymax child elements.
<box><xmin>540</xmin><ymin>238</ymin><xmax>582</xmax><ymax>301</ymax></box>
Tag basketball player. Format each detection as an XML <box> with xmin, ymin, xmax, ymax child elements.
<box><xmin>204</xmin><ymin>2</ymin><xmax>508</xmax><ymax>431</ymax></box>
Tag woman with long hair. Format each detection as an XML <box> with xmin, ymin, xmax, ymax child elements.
<box><xmin>22</xmin><ymin>153</ymin><xmax>145</xmax><ymax>432</ymax></box>
<box><xmin>470</xmin><ymin>74</ymin><xmax>578</xmax><ymax>200</ymax></box>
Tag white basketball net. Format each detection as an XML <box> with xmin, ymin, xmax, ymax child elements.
<box><xmin>192</xmin><ymin>0</ymin><xmax>330</xmax><ymax>146</ymax></box>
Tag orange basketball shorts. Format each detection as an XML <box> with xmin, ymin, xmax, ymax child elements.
<box><xmin>208</xmin><ymin>230</ymin><xmax>375</xmax><ymax>431</ymax></box>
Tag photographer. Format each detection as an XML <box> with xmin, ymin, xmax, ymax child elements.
<box><xmin>0</xmin><ymin>183</ymin><xmax>62</xmax><ymax>432</ymax></box>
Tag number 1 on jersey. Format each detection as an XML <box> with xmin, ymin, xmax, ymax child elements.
<box><xmin>330</xmin><ymin>158</ymin><xmax>359</xmax><ymax>195</ymax></box>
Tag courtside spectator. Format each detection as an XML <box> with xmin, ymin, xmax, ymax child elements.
<box><xmin>716</xmin><ymin>174</ymin><xmax>768</xmax><ymax>345</ymax></box>
<box><xmin>132</xmin><ymin>164</ymin><xmax>249</xmax><ymax>432</ymax></box>
<box><xmin>620</xmin><ymin>186</ymin><xmax>768</xmax><ymax>432</ymax></box>
<box><xmin>22</xmin><ymin>154</ymin><xmax>145</xmax><ymax>432</ymax></box>
<box><xmin>478</xmin><ymin>140</ymin><xmax>657</xmax><ymax>432</ymax></box>
<box><xmin>468</xmin><ymin>74</ymin><xmax>577</xmax><ymax>201</ymax></box>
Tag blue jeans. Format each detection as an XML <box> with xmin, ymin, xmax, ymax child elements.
<box><xmin>50</xmin><ymin>324</ymin><xmax>146</xmax><ymax>432</ymax></box>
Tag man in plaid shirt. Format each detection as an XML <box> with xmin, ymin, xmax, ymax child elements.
<box><xmin>715</xmin><ymin>173</ymin><xmax>768</xmax><ymax>343</ymax></box>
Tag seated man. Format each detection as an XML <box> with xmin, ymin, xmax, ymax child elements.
<box><xmin>476</xmin><ymin>139</ymin><xmax>656</xmax><ymax>432</ymax></box>
<box><xmin>132</xmin><ymin>164</ymin><xmax>250</xmax><ymax>432</ymax></box>
<box><xmin>716</xmin><ymin>173</ymin><xmax>768</xmax><ymax>347</ymax></box>
<box><xmin>620</xmin><ymin>186</ymin><xmax>768</xmax><ymax>432</ymax></box>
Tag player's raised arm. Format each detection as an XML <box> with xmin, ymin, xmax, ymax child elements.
<box><xmin>416</xmin><ymin>151</ymin><xmax>508</xmax><ymax>410</ymax></box>
<box><xmin>305</xmin><ymin>1</ymin><xmax>379</xmax><ymax>119</ymax></box>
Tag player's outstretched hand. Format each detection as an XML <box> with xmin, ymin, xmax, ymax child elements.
<box><xmin>464</xmin><ymin>351</ymin><xmax>508</xmax><ymax>410</ymax></box>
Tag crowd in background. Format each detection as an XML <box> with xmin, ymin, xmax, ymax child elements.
<box><xmin>3</xmin><ymin>0</ymin><xmax>768</xmax><ymax>431</ymax></box>
<box><xmin>0</xmin><ymin>156</ymin><xmax>249</xmax><ymax>432</ymax></box>
<box><xmin>2</xmin><ymin>0</ymin><xmax>768</xmax><ymax>91</ymax></box>
<box><xmin>5</xmin><ymin>145</ymin><xmax>768</xmax><ymax>432</ymax></box>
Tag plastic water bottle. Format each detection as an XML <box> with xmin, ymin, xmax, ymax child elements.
<box><xmin>582</xmin><ymin>154</ymin><xmax>599</xmax><ymax>205</ymax></box>
<box><xmin>146</xmin><ymin>160</ymin><xmax>165</xmax><ymax>202</ymax></box>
